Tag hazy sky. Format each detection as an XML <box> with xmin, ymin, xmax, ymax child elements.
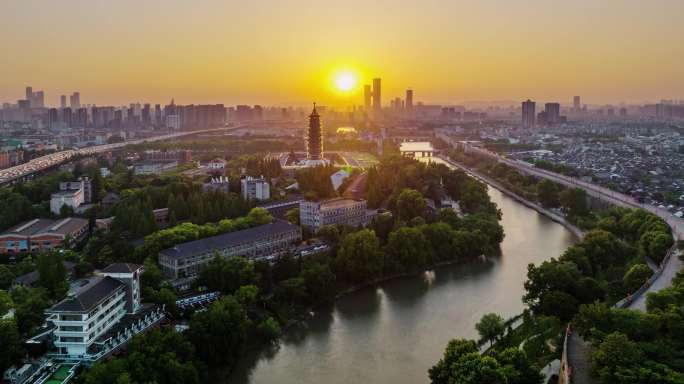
<box><xmin>2</xmin><ymin>0</ymin><xmax>683</xmax><ymax>107</ymax></box>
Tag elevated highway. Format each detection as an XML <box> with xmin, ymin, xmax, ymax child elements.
<box><xmin>0</xmin><ymin>126</ymin><xmax>243</xmax><ymax>186</ymax></box>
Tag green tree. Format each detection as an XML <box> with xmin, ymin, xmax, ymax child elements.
<box><xmin>559</xmin><ymin>187</ymin><xmax>589</xmax><ymax>218</ymax></box>
<box><xmin>12</xmin><ymin>287</ymin><xmax>49</xmax><ymax>334</ymax></box>
<box><xmin>428</xmin><ymin>338</ymin><xmax>479</xmax><ymax>384</ymax></box>
<box><xmin>91</xmin><ymin>170</ymin><xmax>104</xmax><ymax>202</ymax></box>
<box><xmin>247</xmin><ymin>207</ymin><xmax>273</xmax><ymax>226</ymax></box>
<box><xmin>334</xmin><ymin>229</ymin><xmax>383</xmax><ymax>283</ymax></box>
<box><xmin>475</xmin><ymin>313</ymin><xmax>505</xmax><ymax>347</ymax></box>
<box><xmin>0</xmin><ymin>266</ymin><xmax>14</xmax><ymax>290</ymax></box>
<box><xmin>639</xmin><ymin>231</ymin><xmax>673</xmax><ymax>264</ymax></box>
<box><xmin>300</xmin><ymin>262</ymin><xmax>336</xmax><ymax>306</ymax></box>
<box><xmin>437</xmin><ymin>208</ymin><xmax>461</xmax><ymax>229</ymax></box>
<box><xmin>36</xmin><ymin>252</ymin><xmax>69</xmax><ymax>300</ymax></box>
<box><xmin>141</xmin><ymin>258</ymin><xmax>164</xmax><ymax>292</ymax></box>
<box><xmin>285</xmin><ymin>208</ymin><xmax>300</xmax><ymax>225</ymax></box>
<box><xmin>196</xmin><ymin>256</ymin><xmax>256</xmax><ymax>294</ymax></box>
<box><xmin>420</xmin><ymin>222</ymin><xmax>457</xmax><ymax>263</ymax></box>
<box><xmin>0</xmin><ymin>290</ymin><xmax>13</xmax><ymax>317</ymax></box>
<box><xmin>429</xmin><ymin>339</ymin><xmax>542</xmax><ymax>384</ymax></box>
<box><xmin>591</xmin><ymin>332</ymin><xmax>643</xmax><ymax>383</ymax></box>
<box><xmin>396</xmin><ymin>188</ymin><xmax>427</xmax><ymax>221</ymax></box>
<box><xmin>0</xmin><ymin>319</ymin><xmax>24</xmax><ymax>375</ymax></box>
<box><xmin>536</xmin><ymin>179</ymin><xmax>559</xmax><ymax>208</ymax></box>
<box><xmin>623</xmin><ymin>264</ymin><xmax>653</xmax><ymax>293</ymax></box>
<box><xmin>495</xmin><ymin>348</ymin><xmax>545</xmax><ymax>384</ymax></box>
<box><xmin>385</xmin><ymin>226</ymin><xmax>430</xmax><ymax>272</ymax></box>
<box><xmin>187</xmin><ymin>296</ymin><xmax>251</xmax><ymax>367</ymax></box>
<box><xmin>82</xmin><ymin>329</ymin><xmax>200</xmax><ymax>384</ymax></box>
<box><xmin>257</xmin><ymin>316</ymin><xmax>281</xmax><ymax>341</ymax></box>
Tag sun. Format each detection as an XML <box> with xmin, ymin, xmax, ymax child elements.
<box><xmin>335</xmin><ymin>72</ymin><xmax>357</xmax><ymax>92</ymax></box>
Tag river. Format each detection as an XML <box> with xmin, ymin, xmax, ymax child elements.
<box><xmin>230</xmin><ymin>184</ymin><xmax>577</xmax><ymax>383</ymax></box>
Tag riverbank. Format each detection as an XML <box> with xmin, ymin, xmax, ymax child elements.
<box><xmin>436</xmin><ymin>155</ymin><xmax>585</xmax><ymax>240</ymax></box>
<box><xmin>335</xmin><ymin>257</ymin><xmax>488</xmax><ymax>299</ymax></box>
<box><xmin>230</xmin><ymin>174</ymin><xmax>578</xmax><ymax>384</ymax></box>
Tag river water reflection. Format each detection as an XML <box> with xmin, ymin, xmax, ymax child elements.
<box><xmin>230</xmin><ymin>187</ymin><xmax>577</xmax><ymax>384</ymax></box>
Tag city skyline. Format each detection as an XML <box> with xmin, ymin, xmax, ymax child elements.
<box><xmin>2</xmin><ymin>0</ymin><xmax>684</xmax><ymax>106</ymax></box>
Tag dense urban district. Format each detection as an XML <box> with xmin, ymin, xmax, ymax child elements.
<box><xmin>0</xmin><ymin>84</ymin><xmax>683</xmax><ymax>384</ymax></box>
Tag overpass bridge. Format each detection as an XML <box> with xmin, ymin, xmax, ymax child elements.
<box><xmin>0</xmin><ymin>125</ymin><xmax>244</xmax><ymax>186</ymax></box>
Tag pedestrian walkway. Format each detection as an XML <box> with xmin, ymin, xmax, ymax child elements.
<box><xmin>567</xmin><ymin>332</ymin><xmax>596</xmax><ymax>384</ymax></box>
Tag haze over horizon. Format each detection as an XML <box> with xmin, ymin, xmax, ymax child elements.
<box><xmin>2</xmin><ymin>0</ymin><xmax>684</xmax><ymax>107</ymax></box>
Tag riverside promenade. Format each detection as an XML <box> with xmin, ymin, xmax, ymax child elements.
<box><xmin>441</xmin><ymin>146</ymin><xmax>684</xmax><ymax>384</ymax></box>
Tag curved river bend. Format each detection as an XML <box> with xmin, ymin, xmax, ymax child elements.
<box><xmin>230</xmin><ymin>187</ymin><xmax>577</xmax><ymax>384</ymax></box>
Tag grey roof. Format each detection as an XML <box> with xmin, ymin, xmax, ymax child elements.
<box><xmin>49</xmin><ymin>276</ymin><xmax>124</xmax><ymax>313</ymax></box>
<box><xmin>159</xmin><ymin>219</ymin><xmax>300</xmax><ymax>260</ymax></box>
<box><xmin>101</xmin><ymin>193</ymin><xmax>120</xmax><ymax>204</ymax></box>
<box><xmin>101</xmin><ymin>263</ymin><xmax>142</xmax><ymax>274</ymax></box>
<box><xmin>3</xmin><ymin>219</ymin><xmax>56</xmax><ymax>236</ymax></box>
<box><xmin>13</xmin><ymin>261</ymin><xmax>76</xmax><ymax>286</ymax></box>
<box><xmin>0</xmin><ymin>218</ymin><xmax>88</xmax><ymax>237</ymax></box>
<box><xmin>257</xmin><ymin>195</ymin><xmax>304</xmax><ymax>209</ymax></box>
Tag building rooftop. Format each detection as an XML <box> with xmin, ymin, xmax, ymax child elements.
<box><xmin>0</xmin><ymin>217</ymin><xmax>88</xmax><ymax>237</ymax></box>
<box><xmin>159</xmin><ymin>219</ymin><xmax>300</xmax><ymax>260</ymax></box>
<box><xmin>13</xmin><ymin>261</ymin><xmax>76</xmax><ymax>286</ymax></box>
<box><xmin>51</xmin><ymin>190</ymin><xmax>81</xmax><ymax>197</ymax></box>
<box><xmin>49</xmin><ymin>276</ymin><xmax>124</xmax><ymax>313</ymax></box>
<box><xmin>305</xmin><ymin>197</ymin><xmax>365</xmax><ymax>210</ymax></box>
<box><xmin>257</xmin><ymin>195</ymin><xmax>304</xmax><ymax>209</ymax></box>
<box><xmin>101</xmin><ymin>263</ymin><xmax>142</xmax><ymax>274</ymax></box>
<box><xmin>399</xmin><ymin>141</ymin><xmax>434</xmax><ymax>152</ymax></box>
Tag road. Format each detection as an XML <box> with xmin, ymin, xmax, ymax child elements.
<box><xmin>0</xmin><ymin>126</ymin><xmax>242</xmax><ymax>185</ymax></box>
<box><xmin>456</xmin><ymin>144</ymin><xmax>684</xmax><ymax>308</ymax></box>
<box><xmin>451</xmin><ymin>143</ymin><xmax>684</xmax><ymax>383</ymax></box>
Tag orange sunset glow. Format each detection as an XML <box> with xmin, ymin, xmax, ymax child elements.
<box><xmin>1</xmin><ymin>0</ymin><xmax>684</xmax><ymax>106</ymax></box>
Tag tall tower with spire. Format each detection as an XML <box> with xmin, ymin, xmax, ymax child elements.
<box><xmin>307</xmin><ymin>103</ymin><xmax>323</xmax><ymax>162</ymax></box>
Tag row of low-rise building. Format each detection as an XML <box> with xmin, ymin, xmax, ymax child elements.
<box><xmin>157</xmin><ymin>197</ymin><xmax>376</xmax><ymax>288</ymax></box>
<box><xmin>0</xmin><ymin>217</ymin><xmax>89</xmax><ymax>255</ymax></box>
<box><xmin>158</xmin><ymin>219</ymin><xmax>302</xmax><ymax>285</ymax></box>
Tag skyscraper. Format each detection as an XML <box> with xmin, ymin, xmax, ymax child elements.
<box><xmin>60</xmin><ymin>95</ymin><xmax>67</xmax><ymax>109</ymax></box>
<box><xmin>363</xmin><ymin>85</ymin><xmax>372</xmax><ymax>111</ymax></box>
<box><xmin>545</xmin><ymin>102</ymin><xmax>560</xmax><ymax>124</ymax></box>
<box><xmin>522</xmin><ymin>99</ymin><xmax>535</xmax><ymax>128</ymax></box>
<box><xmin>25</xmin><ymin>86</ymin><xmax>33</xmax><ymax>102</ymax></box>
<box><xmin>34</xmin><ymin>91</ymin><xmax>45</xmax><ymax>108</ymax></box>
<box><xmin>405</xmin><ymin>89</ymin><xmax>413</xmax><ymax>110</ymax></box>
<box><xmin>307</xmin><ymin>103</ymin><xmax>322</xmax><ymax>161</ymax></box>
<box><xmin>47</xmin><ymin>108</ymin><xmax>58</xmax><ymax>129</ymax></box>
<box><xmin>372</xmin><ymin>78</ymin><xmax>381</xmax><ymax>111</ymax></box>
<box><xmin>573</xmin><ymin>96</ymin><xmax>581</xmax><ymax>111</ymax></box>
<box><xmin>70</xmin><ymin>92</ymin><xmax>80</xmax><ymax>109</ymax></box>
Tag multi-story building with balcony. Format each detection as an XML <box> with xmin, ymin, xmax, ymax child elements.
<box><xmin>45</xmin><ymin>263</ymin><xmax>163</xmax><ymax>362</ymax></box>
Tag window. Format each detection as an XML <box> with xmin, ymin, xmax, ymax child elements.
<box><xmin>59</xmin><ymin>325</ymin><xmax>83</xmax><ymax>332</ymax></box>
<box><xmin>59</xmin><ymin>336</ymin><xmax>84</xmax><ymax>343</ymax></box>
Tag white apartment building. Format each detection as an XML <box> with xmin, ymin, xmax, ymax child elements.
<box><xmin>207</xmin><ymin>158</ymin><xmax>228</xmax><ymax>170</ymax></box>
<box><xmin>45</xmin><ymin>263</ymin><xmax>152</xmax><ymax>360</ymax></box>
<box><xmin>49</xmin><ymin>178</ymin><xmax>91</xmax><ymax>215</ymax></box>
<box><xmin>241</xmin><ymin>176</ymin><xmax>270</xmax><ymax>201</ymax></box>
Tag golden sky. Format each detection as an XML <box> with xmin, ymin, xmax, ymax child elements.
<box><xmin>1</xmin><ymin>0</ymin><xmax>683</xmax><ymax>107</ymax></box>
